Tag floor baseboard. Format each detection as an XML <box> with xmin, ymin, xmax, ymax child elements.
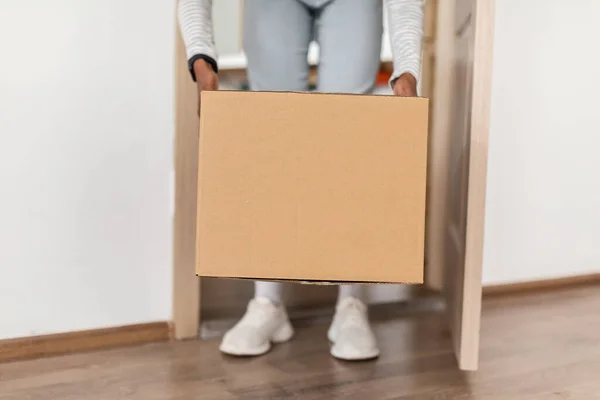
<box><xmin>0</xmin><ymin>322</ymin><xmax>171</xmax><ymax>363</ymax></box>
<box><xmin>3</xmin><ymin>274</ymin><xmax>598</xmax><ymax>363</ymax></box>
<box><xmin>483</xmin><ymin>273</ymin><xmax>600</xmax><ymax>296</ymax></box>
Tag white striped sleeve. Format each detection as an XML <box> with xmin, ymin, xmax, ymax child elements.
<box><xmin>385</xmin><ymin>0</ymin><xmax>424</xmax><ymax>86</ymax></box>
<box><xmin>178</xmin><ymin>0</ymin><xmax>217</xmax><ymax>62</ymax></box>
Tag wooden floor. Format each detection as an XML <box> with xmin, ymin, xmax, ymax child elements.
<box><xmin>1</xmin><ymin>285</ymin><xmax>599</xmax><ymax>400</ymax></box>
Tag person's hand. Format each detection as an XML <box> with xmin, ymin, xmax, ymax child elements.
<box><xmin>194</xmin><ymin>59</ymin><xmax>219</xmax><ymax>115</ymax></box>
<box><xmin>393</xmin><ymin>72</ymin><xmax>418</xmax><ymax>97</ymax></box>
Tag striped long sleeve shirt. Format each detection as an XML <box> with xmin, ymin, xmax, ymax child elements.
<box><xmin>178</xmin><ymin>0</ymin><xmax>424</xmax><ymax>85</ymax></box>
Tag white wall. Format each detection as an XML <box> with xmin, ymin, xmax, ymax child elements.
<box><xmin>0</xmin><ymin>1</ymin><xmax>175</xmax><ymax>339</ymax></box>
<box><xmin>483</xmin><ymin>0</ymin><xmax>600</xmax><ymax>284</ymax></box>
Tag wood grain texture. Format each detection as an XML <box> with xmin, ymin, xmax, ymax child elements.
<box><xmin>1</xmin><ymin>285</ymin><xmax>599</xmax><ymax>399</ymax></box>
<box><xmin>423</xmin><ymin>0</ymin><xmax>438</xmax><ymax>41</ymax></box>
<box><xmin>455</xmin><ymin>0</ymin><xmax>495</xmax><ymax>371</ymax></box>
<box><xmin>173</xmin><ymin>10</ymin><xmax>202</xmax><ymax>339</ymax></box>
<box><xmin>423</xmin><ymin>0</ymin><xmax>455</xmax><ymax>293</ymax></box>
<box><xmin>0</xmin><ymin>323</ymin><xmax>170</xmax><ymax>363</ymax></box>
<box><xmin>420</xmin><ymin>1</ymin><xmax>437</xmax><ymax>100</ymax></box>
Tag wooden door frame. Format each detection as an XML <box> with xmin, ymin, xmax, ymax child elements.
<box><xmin>170</xmin><ymin>1</ymin><xmax>442</xmax><ymax>339</ymax></box>
<box><xmin>173</xmin><ymin>13</ymin><xmax>202</xmax><ymax>340</ymax></box>
<box><xmin>425</xmin><ymin>0</ymin><xmax>494</xmax><ymax>294</ymax></box>
<box><xmin>426</xmin><ymin>0</ymin><xmax>495</xmax><ymax>370</ymax></box>
<box><xmin>452</xmin><ymin>0</ymin><xmax>494</xmax><ymax>370</ymax></box>
<box><xmin>171</xmin><ymin>1</ymin><xmax>495</xmax><ymax>343</ymax></box>
<box><xmin>423</xmin><ymin>0</ymin><xmax>454</xmax><ymax>291</ymax></box>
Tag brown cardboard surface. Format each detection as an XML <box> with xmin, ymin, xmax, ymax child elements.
<box><xmin>196</xmin><ymin>91</ymin><xmax>429</xmax><ymax>284</ymax></box>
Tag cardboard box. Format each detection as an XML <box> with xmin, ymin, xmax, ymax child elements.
<box><xmin>196</xmin><ymin>91</ymin><xmax>428</xmax><ymax>284</ymax></box>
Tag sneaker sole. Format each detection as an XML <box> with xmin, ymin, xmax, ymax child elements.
<box><xmin>330</xmin><ymin>345</ymin><xmax>380</xmax><ymax>361</ymax></box>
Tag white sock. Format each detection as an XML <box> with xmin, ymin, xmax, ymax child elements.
<box><xmin>254</xmin><ymin>281</ymin><xmax>284</xmax><ymax>305</ymax></box>
<box><xmin>337</xmin><ymin>284</ymin><xmax>366</xmax><ymax>306</ymax></box>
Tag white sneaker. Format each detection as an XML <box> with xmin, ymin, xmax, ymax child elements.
<box><xmin>327</xmin><ymin>297</ymin><xmax>380</xmax><ymax>361</ymax></box>
<box><xmin>219</xmin><ymin>297</ymin><xmax>294</xmax><ymax>356</ymax></box>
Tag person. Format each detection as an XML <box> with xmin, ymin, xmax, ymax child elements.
<box><xmin>178</xmin><ymin>0</ymin><xmax>424</xmax><ymax>361</ymax></box>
